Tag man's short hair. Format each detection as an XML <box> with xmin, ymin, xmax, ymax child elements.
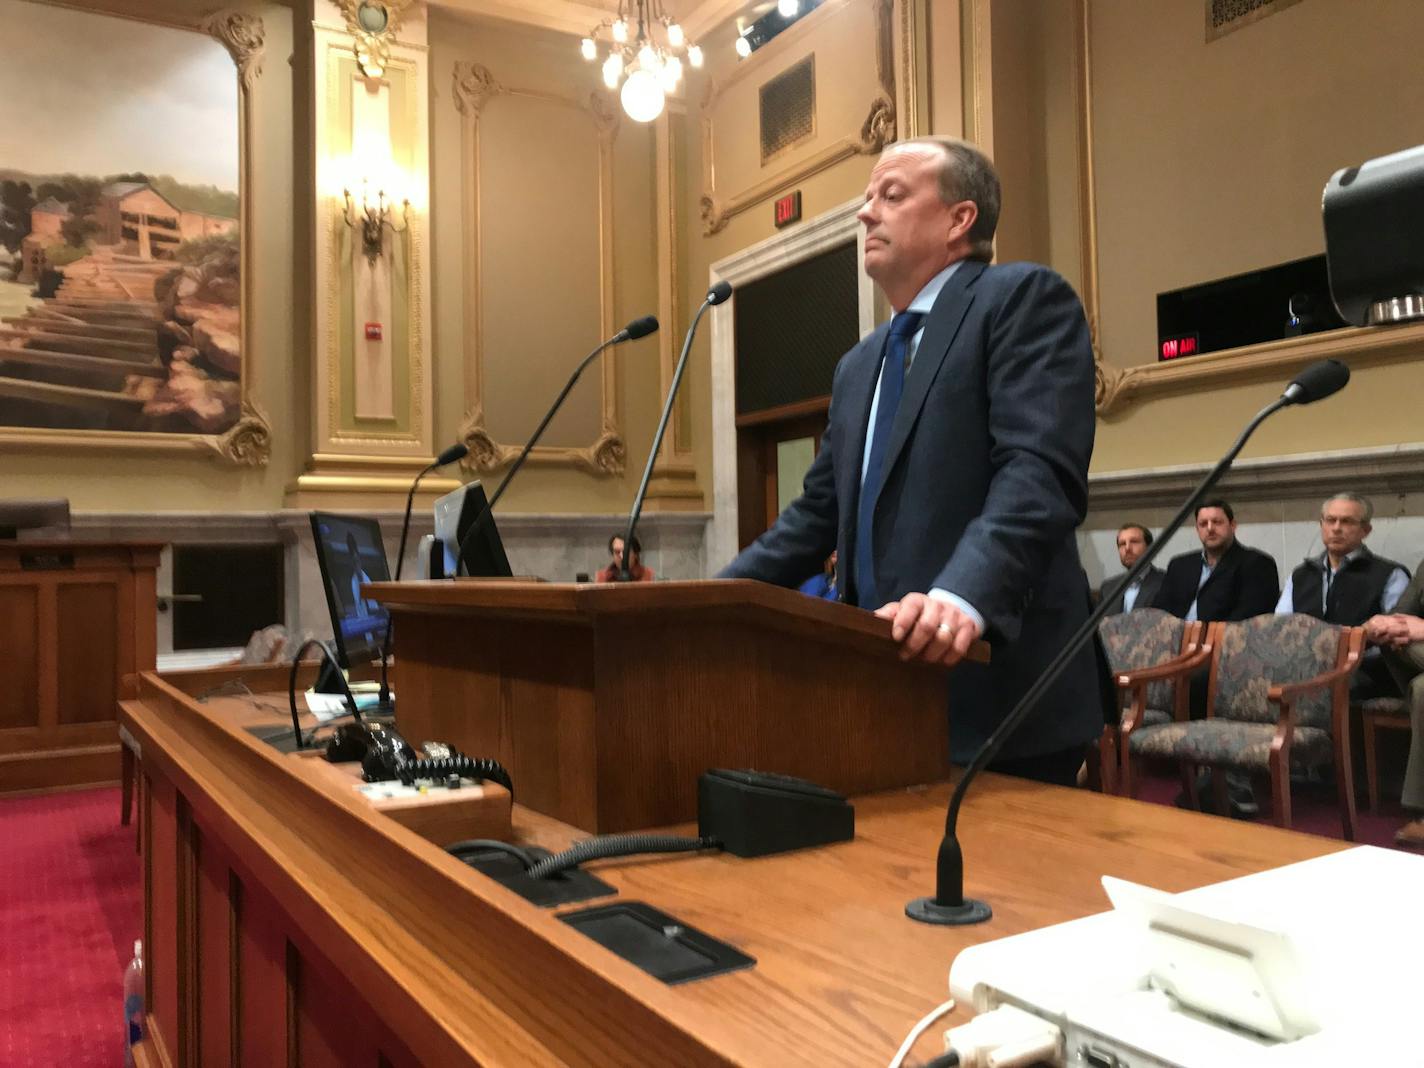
<box><xmin>608</xmin><ymin>532</ymin><xmax>642</xmax><ymax>555</ymax></box>
<box><xmin>895</xmin><ymin>136</ymin><xmax>1001</xmax><ymax>262</ymax></box>
<box><xmin>1196</xmin><ymin>499</ymin><xmax>1235</xmax><ymax>523</ymax></box>
<box><xmin>1117</xmin><ymin>523</ymin><xmax>1154</xmax><ymax>547</ymax></box>
<box><xmin>1321</xmin><ymin>492</ymin><xmax>1374</xmax><ymax>523</ymax></box>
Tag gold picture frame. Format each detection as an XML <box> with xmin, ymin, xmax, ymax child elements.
<box><xmin>0</xmin><ymin>3</ymin><xmax>269</xmax><ymax>465</ymax></box>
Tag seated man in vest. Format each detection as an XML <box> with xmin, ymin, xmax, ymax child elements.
<box><xmin>1366</xmin><ymin>569</ymin><xmax>1424</xmax><ymax>845</ymax></box>
<box><xmin>1275</xmin><ymin>492</ymin><xmax>1409</xmax><ymax>697</ymax></box>
<box><xmin>1099</xmin><ymin>522</ymin><xmax>1164</xmax><ymax>615</ymax></box>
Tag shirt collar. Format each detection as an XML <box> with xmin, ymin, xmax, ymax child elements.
<box><xmin>905</xmin><ymin>260</ymin><xmax>964</xmax><ymax>317</ymax></box>
<box><xmin>1318</xmin><ymin>547</ymin><xmax>1367</xmax><ymax>572</ymax></box>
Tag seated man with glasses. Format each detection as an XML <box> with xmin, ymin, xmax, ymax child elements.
<box><xmin>1275</xmin><ymin>492</ymin><xmax>1409</xmax><ymax>697</ymax></box>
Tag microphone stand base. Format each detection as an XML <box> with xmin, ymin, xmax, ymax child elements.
<box><xmin>905</xmin><ymin>895</ymin><xmax>992</xmax><ymax>926</ymax></box>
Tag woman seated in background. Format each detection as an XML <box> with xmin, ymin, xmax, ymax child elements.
<box><xmin>595</xmin><ymin>533</ymin><xmax>655</xmax><ymax>583</ymax></box>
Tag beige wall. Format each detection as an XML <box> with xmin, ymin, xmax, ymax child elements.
<box><xmin>0</xmin><ymin>0</ymin><xmax>302</xmax><ymax>511</ymax></box>
<box><xmin>1087</xmin><ymin>0</ymin><xmax>1424</xmax><ymax>472</ymax></box>
<box><xmin>427</xmin><ymin>10</ymin><xmax>664</xmax><ymax>514</ymax></box>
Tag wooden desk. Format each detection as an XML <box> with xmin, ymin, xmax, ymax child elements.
<box><xmin>0</xmin><ymin>539</ymin><xmax>160</xmax><ymax>792</ymax></box>
<box><xmin>121</xmin><ymin>665</ymin><xmax>1343</xmax><ymax>1067</ymax></box>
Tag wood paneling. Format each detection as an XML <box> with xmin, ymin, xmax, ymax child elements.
<box><xmin>58</xmin><ymin>582</ymin><xmax>120</xmax><ymax>724</ymax></box>
<box><xmin>124</xmin><ymin>661</ymin><xmax>1344</xmax><ymax>1066</ymax></box>
<box><xmin>379</xmin><ymin>581</ymin><xmax>965</xmax><ymax>831</ymax></box>
<box><xmin>0</xmin><ymin>541</ymin><xmax>160</xmax><ymax>790</ymax></box>
<box><xmin>0</xmin><ymin>586</ymin><xmax>39</xmax><ymax>729</ymax></box>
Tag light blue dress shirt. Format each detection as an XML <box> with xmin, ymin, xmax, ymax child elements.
<box><xmin>1121</xmin><ymin>578</ymin><xmax>1143</xmax><ymax>614</ymax></box>
<box><xmin>1185</xmin><ymin>555</ymin><xmax>1214</xmax><ymax>623</ymax></box>
<box><xmin>855</xmin><ymin>261</ymin><xmax>984</xmax><ymax>634</ymax></box>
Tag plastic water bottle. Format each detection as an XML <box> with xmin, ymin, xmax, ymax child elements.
<box><xmin>123</xmin><ymin>939</ymin><xmax>144</xmax><ymax>1066</ymax></box>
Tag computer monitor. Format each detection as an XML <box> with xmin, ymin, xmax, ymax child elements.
<box><xmin>431</xmin><ymin>481</ymin><xmax>513</xmax><ymax>579</ymax></box>
<box><xmin>309</xmin><ymin>512</ymin><xmax>392</xmax><ymax>669</ymax></box>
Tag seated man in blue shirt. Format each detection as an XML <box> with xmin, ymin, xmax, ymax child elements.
<box><xmin>1274</xmin><ymin>492</ymin><xmax>1409</xmax><ymax>698</ymax></box>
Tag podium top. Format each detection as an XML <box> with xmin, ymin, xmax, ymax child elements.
<box><xmin>364</xmin><ymin>578</ymin><xmax>989</xmax><ymax>665</ymax></box>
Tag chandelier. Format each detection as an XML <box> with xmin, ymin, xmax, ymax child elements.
<box><xmin>580</xmin><ymin>0</ymin><xmax>703</xmax><ymax>123</ymax></box>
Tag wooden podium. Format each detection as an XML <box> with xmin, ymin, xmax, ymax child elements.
<box><xmin>368</xmin><ymin>579</ymin><xmax>987</xmax><ymax>832</ymax></box>
<box><xmin>0</xmin><ymin>539</ymin><xmax>160</xmax><ymax>792</ymax></box>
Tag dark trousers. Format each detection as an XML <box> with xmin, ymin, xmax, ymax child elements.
<box><xmin>985</xmin><ymin>746</ymin><xmax>1085</xmax><ymax>788</ymax></box>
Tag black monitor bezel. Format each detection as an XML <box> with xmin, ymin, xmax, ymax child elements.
<box><xmin>308</xmin><ymin>511</ymin><xmax>392</xmax><ymax>669</ymax></box>
<box><xmin>451</xmin><ymin>481</ymin><xmax>514</xmax><ymax>579</ymax></box>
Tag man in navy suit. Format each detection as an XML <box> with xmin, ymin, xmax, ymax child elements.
<box><xmin>719</xmin><ymin>136</ymin><xmax>1102</xmax><ymax>786</ymax></box>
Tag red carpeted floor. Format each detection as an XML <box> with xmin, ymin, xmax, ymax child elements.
<box><xmin>0</xmin><ymin>787</ymin><xmax>140</xmax><ymax>1068</ymax></box>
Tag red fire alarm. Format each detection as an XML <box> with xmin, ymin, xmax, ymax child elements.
<box><xmin>364</xmin><ymin>322</ymin><xmax>383</xmax><ymax>341</ymax></box>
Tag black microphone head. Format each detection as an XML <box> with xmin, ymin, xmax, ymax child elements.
<box><xmin>435</xmin><ymin>442</ymin><xmax>470</xmax><ymax>466</ymax></box>
<box><xmin>707</xmin><ymin>280</ymin><xmax>733</xmax><ymax>306</ymax></box>
<box><xmin>623</xmin><ymin>315</ymin><xmax>659</xmax><ymax>340</ymax></box>
<box><xmin>1283</xmin><ymin>358</ymin><xmax>1350</xmax><ymax>405</ymax></box>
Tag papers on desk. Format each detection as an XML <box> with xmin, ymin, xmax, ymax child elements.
<box><xmin>303</xmin><ymin>689</ymin><xmax>385</xmax><ymax>721</ymax></box>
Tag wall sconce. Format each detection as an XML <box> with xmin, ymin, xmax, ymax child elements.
<box><xmin>342</xmin><ymin>185</ymin><xmax>409</xmax><ymax>263</ymax></box>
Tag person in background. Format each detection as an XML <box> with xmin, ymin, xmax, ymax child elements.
<box><xmin>1275</xmin><ymin>492</ymin><xmax>1409</xmax><ymax>698</ymax></box>
<box><xmin>1098</xmin><ymin>523</ymin><xmax>1164</xmax><ymax>616</ymax></box>
<box><xmin>1365</xmin><ymin>569</ymin><xmax>1424</xmax><ymax>846</ymax></box>
<box><xmin>595</xmin><ymin>534</ymin><xmax>655</xmax><ymax>583</ymax></box>
<box><xmin>799</xmin><ymin>551</ymin><xmax>839</xmax><ymax>601</ymax></box>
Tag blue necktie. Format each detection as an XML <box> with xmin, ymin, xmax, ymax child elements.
<box><xmin>854</xmin><ymin>311</ymin><xmax>924</xmax><ymax>608</ymax></box>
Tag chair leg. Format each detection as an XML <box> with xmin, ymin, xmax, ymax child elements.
<box><xmin>1120</xmin><ymin>743</ymin><xmax>1136</xmax><ymax>799</ymax></box>
<box><xmin>1363</xmin><ymin>714</ymin><xmax>1380</xmax><ymax>814</ymax></box>
<box><xmin>120</xmin><ymin>744</ymin><xmax>133</xmax><ymax>827</ymax></box>
<box><xmin>1180</xmin><ymin>763</ymin><xmax>1199</xmax><ymax>810</ymax></box>
<box><xmin>1270</xmin><ymin>752</ymin><xmax>1292</xmax><ymax>830</ymax></box>
<box><xmin>1211</xmin><ymin>769</ymin><xmax>1229</xmax><ymax>819</ymax></box>
<box><xmin>1334</xmin><ymin>734</ymin><xmax>1359</xmax><ymax>843</ymax></box>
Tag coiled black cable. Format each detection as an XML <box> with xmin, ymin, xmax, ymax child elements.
<box><xmin>445</xmin><ymin>838</ymin><xmax>536</xmax><ymax>869</ymax></box>
<box><xmin>525</xmin><ymin>834</ymin><xmax>719</xmax><ymax>880</ymax></box>
<box><xmin>395</xmin><ymin>754</ymin><xmax>513</xmax><ymax>796</ymax></box>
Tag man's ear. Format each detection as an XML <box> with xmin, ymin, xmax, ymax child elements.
<box><xmin>946</xmin><ymin>200</ymin><xmax>978</xmax><ymax>247</ymax></box>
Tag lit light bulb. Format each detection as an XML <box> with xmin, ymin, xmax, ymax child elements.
<box><xmin>734</xmin><ymin>33</ymin><xmax>752</xmax><ymax>58</ymax></box>
<box><xmin>619</xmin><ymin>67</ymin><xmax>665</xmax><ymax>122</ymax></box>
<box><xmin>602</xmin><ymin>52</ymin><xmax>623</xmax><ymax>89</ymax></box>
<box><xmin>666</xmin><ymin>22</ymin><xmax>685</xmax><ymax>48</ymax></box>
<box><xmin>660</xmin><ymin>55</ymin><xmax>682</xmax><ymax>91</ymax></box>
<box><xmin>687</xmin><ymin>44</ymin><xmax>703</xmax><ymax>68</ymax></box>
<box><xmin>637</xmin><ymin>43</ymin><xmax>659</xmax><ymax>71</ymax></box>
<box><xmin>580</xmin><ymin>37</ymin><xmax>597</xmax><ymax>61</ymax></box>
<box><xmin>611</xmin><ymin>18</ymin><xmax>628</xmax><ymax>43</ymax></box>
<box><xmin>778</xmin><ymin>0</ymin><xmax>799</xmax><ymax>16</ymax></box>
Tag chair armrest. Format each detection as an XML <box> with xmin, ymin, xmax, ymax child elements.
<box><xmin>1267</xmin><ymin>659</ymin><xmax>1359</xmax><ymax>702</ymax></box>
<box><xmin>1114</xmin><ymin>644</ymin><xmax>1212</xmax><ymax>688</ymax></box>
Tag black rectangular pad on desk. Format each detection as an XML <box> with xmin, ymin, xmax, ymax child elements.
<box><xmin>557</xmin><ymin>901</ymin><xmax>755</xmax><ymax>984</ymax></box>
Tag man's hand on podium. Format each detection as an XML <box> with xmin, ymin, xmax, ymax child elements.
<box><xmin>876</xmin><ymin>593</ymin><xmax>982</xmax><ymax>667</ymax></box>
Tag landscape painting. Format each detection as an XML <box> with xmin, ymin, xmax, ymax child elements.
<box><xmin>0</xmin><ymin>0</ymin><xmax>241</xmax><ymax>436</ymax></box>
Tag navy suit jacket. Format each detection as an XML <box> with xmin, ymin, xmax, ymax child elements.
<box><xmin>720</xmin><ymin>260</ymin><xmax>1102</xmax><ymax>761</ymax></box>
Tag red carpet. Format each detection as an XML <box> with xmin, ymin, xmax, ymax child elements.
<box><xmin>1133</xmin><ymin>765</ymin><xmax>1415</xmax><ymax>850</ymax></box>
<box><xmin>0</xmin><ymin>788</ymin><xmax>140</xmax><ymax>1068</ymax></box>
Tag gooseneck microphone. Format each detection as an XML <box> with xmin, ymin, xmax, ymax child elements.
<box><xmin>618</xmin><ymin>282</ymin><xmax>732</xmax><ymax>580</ymax></box>
<box><xmin>905</xmin><ymin>358</ymin><xmax>1350</xmax><ymax>926</ymax></box>
<box><xmin>378</xmin><ymin>441</ymin><xmax>470</xmax><ymax>708</ymax></box>
<box><xmin>455</xmin><ymin>316</ymin><xmax>659</xmax><ymax>575</ymax></box>
<box><xmin>288</xmin><ymin>638</ymin><xmax>358</xmax><ymax>751</ymax></box>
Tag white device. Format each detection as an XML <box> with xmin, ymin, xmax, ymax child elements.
<box><xmin>946</xmin><ymin>847</ymin><xmax>1424</xmax><ymax>1067</ymax></box>
<box><xmin>432</xmin><ymin>483</ymin><xmax>477</xmax><ymax>577</ymax></box>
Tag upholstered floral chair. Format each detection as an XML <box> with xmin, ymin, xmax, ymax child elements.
<box><xmin>1126</xmin><ymin>615</ymin><xmax>1363</xmax><ymax>839</ymax></box>
<box><xmin>1099</xmin><ymin>610</ymin><xmax>1208</xmax><ymax>797</ymax></box>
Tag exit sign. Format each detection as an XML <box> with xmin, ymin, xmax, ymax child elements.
<box><xmin>1159</xmin><ymin>333</ymin><xmax>1200</xmax><ymax>361</ymax></box>
<box><xmin>774</xmin><ymin>191</ymin><xmax>802</xmax><ymax>228</ymax></box>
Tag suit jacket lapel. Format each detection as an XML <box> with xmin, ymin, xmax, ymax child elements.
<box><xmin>837</xmin><ymin>326</ymin><xmax>888</xmax><ymax>526</ymax></box>
<box><xmin>875</xmin><ymin>261</ymin><xmax>985</xmax><ymax>501</ymax></box>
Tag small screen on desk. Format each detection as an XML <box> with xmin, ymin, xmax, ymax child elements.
<box><xmin>309</xmin><ymin>513</ymin><xmax>391</xmax><ymax>669</ymax></box>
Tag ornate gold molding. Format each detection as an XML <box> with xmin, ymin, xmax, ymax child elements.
<box><xmin>1096</xmin><ymin>322</ymin><xmax>1424</xmax><ymax>416</ymax></box>
<box><xmin>699</xmin><ymin>0</ymin><xmax>897</xmax><ymax>236</ymax></box>
<box><xmin>208</xmin><ymin>401</ymin><xmax>273</xmax><ymax>466</ymax></box>
<box><xmin>204</xmin><ymin>10</ymin><xmax>265</xmax><ymax>92</ymax></box>
<box><xmin>451</xmin><ymin>61</ymin><xmax>625</xmax><ymax>476</ymax></box>
<box><xmin>334</xmin><ymin>0</ymin><xmax>417</xmax><ymax>78</ymax></box>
